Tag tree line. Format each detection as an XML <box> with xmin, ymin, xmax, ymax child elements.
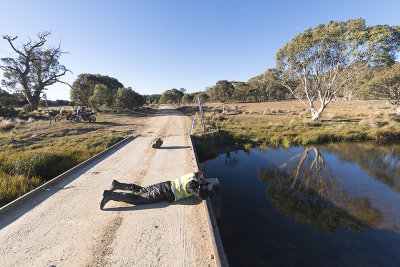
<box><xmin>142</xmin><ymin>19</ymin><xmax>400</xmax><ymax>121</ymax></box>
<box><xmin>1</xmin><ymin>19</ymin><xmax>399</xmax><ymax>120</ymax></box>
<box><xmin>70</xmin><ymin>74</ymin><xmax>144</xmax><ymax>109</ymax></box>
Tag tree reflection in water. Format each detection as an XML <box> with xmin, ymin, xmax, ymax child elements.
<box><xmin>224</xmin><ymin>151</ymin><xmax>240</xmax><ymax>167</ymax></box>
<box><xmin>258</xmin><ymin>147</ymin><xmax>383</xmax><ymax>233</ymax></box>
<box><xmin>320</xmin><ymin>143</ymin><xmax>400</xmax><ymax>193</ymax></box>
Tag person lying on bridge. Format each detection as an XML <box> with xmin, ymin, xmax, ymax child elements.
<box><xmin>100</xmin><ymin>172</ymin><xmax>213</xmax><ymax>210</ymax></box>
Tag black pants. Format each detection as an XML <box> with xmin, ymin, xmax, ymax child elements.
<box><xmin>131</xmin><ymin>183</ymin><xmax>167</xmax><ymax>204</ymax></box>
<box><xmin>111</xmin><ymin>181</ymin><xmax>172</xmax><ymax>205</ymax></box>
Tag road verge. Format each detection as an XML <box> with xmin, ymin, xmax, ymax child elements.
<box><xmin>0</xmin><ymin>135</ymin><xmax>135</xmax><ymax>216</ymax></box>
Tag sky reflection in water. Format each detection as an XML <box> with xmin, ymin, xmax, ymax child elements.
<box><xmin>204</xmin><ymin>143</ymin><xmax>400</xmax><ymax>267</ymax></box>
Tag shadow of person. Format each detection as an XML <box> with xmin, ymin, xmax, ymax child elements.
<box><xmin>158</xmin><ymin>146</ymin><xmax>191</xmax><ymax>150</ymax></box>
<box><xmin>173</xmin><ymin>197</ymin><xmax>202</xmax><ymax>205</ymax></box>
<box><xmin>102</xmin><ymin>196</ymin><xmax>202</xmax><ymax>212</ymax></box>
<box><xmin>105</xmin><ymin>202</ymin><xmax>171</xmax><ymax>212</ymax></box>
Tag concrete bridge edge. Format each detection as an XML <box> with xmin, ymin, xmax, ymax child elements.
<box><xmin>189</xmin><ymin>135</ymin><xmax>229</xmax><ymax>267</ymax></box>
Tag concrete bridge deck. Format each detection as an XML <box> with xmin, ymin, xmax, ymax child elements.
<box><xmin>0</xmin><ymin>108</ymin><xmax>226</xmax><ymax>267</ymax></box>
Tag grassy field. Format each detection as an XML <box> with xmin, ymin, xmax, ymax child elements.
<box><xmin>0</xmin><ymin>107</ymin><xmax>151</xmax><ymax>207</ymax></box>
<box><xmin>180</xmin><ymin>100</ymin><xmax>400</xmax><ymax>161</ymax></box>
<box><xmin>2</xmin><ymin>101</ymin><xmax>399</xmax><ymax>205</ymax></box>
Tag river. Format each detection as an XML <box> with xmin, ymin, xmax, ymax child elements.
<box><xmin>203</xmin><ymin>142</ymin><xmax>400</xmax><ymax>267</ymax></box>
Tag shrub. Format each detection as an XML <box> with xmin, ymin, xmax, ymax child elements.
<box><xmin>159</xmin><ymin>89</ymin><xmax>184</xmax><ymax>104</ymax></box>
<box><xmin>114</xmin><ymin>87</ymin><xmax>144</xmax><ymax>110</ymax></box>
<box><xmin>181</xmin><ymin>94</ymin><xmax>194</xmax><ymax>104</ymax></box>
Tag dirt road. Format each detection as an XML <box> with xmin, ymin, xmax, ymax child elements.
<box><xmin>0</xmin><ymin>108</ymin><xmax>214</xmax><ymax>266</ymax></box>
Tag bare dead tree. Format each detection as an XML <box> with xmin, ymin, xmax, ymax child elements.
<box><xmin>1</xmin><ymin>31</ymin><xmax>71</xmax><ymax>110</ymax></box>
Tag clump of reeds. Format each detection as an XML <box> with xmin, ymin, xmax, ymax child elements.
<box><xmin>0</xmin><ymin>171</ymin><xmax>42</xmax><ymax>207</ymax></box>
<box><xmin>0</xmin><ymin>148</ymin><xmax>92</xmax><ymax>180</ymax></box>
<box><xmin>211</xmin><ymin>111</ymin><xmax>400</xmax><ymax>151</ymax></box>
<box><xmin>0</xmin><ymin>134</ymin><xmax>126</xmax><ymax>207</ymax></box>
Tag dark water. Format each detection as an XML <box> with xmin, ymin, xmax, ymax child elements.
<box><xmin>203</xmin><ymin>143</ymin><xmax>400</xmax><ymax>267</ymax></box>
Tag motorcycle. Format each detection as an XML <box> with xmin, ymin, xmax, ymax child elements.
<box><xmin>54</xmin><ymin>110</ymin><xmax>77</xmax><ymax>123</ymax></box>
<box><xmin>72</xmin><ymin>110</ymin><xmax>97</xmax><ymax>123</ymax></box>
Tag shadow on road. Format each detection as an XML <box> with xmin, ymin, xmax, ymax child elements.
<box><xmin>158</xmin><ymin>146</ymin><xmax>191</xmax><ymax>150</ymax></box>
<box><xmin>144</xmin><ymin>108</ymin><xmax>187</xmax><ymax>117</ymax></box>
<box><xmin>94</xmin><ymin>121</ymin><xmax>137</xmax><ymax>127</ymax></box>
<box><xmin>103</xmin><ymin>197</ymin><xmax>201</xmax><ymax>212</ymax></box>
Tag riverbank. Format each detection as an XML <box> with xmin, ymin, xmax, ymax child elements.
<box><xmin>0</xmin><ymin>108</ymin><xmax>152</xmax><ymax>207</ymax></box>
<box><xmin>181</xmin><ymin>100</ymin><xmax>400</xmax><ymax>161</ymax></box>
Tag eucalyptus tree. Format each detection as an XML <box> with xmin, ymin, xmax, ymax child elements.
<box><xmin>195</xmin><ymin>92</ymin><xmax>210</xmax><ymax>103</ymax></box>
<box><xmin>1</xmin><ymin>32</ymin><xmax>70</xmax><ymax>110</ymax></box>
<box><xmin>144</xmin><ymin>94</ymin><xmax>161</xmax><ymax>104</ymax></box>
<box><xmin>247</xmin><ymin>74</ymin><xmax>267</xmax><ymax>101</ymax></box>
<box><xmin>276</xmin><ymin>19</ymin><xmax>400</xmax><ymax>120</ymax></box>
<box><xmin>159</xmin><ymin>88</ymin><xmax>184</xmax><ymax>104</ymax></box>
<box><xmin>113</xmin><ymin>87</ymin><xmax>144</xmax><ymax>110</ymax></box>
<box><xmin>210</xmin><ymin>80</ymin><xmax>234</xmax><ymax>102</ymax></box>
<box><xmin>232</xmin><ymin>81</ymin><xmax>250</xmax><ymax>102</ymax></box>
<box><xmin>248</xmin><ymin>68</ymin><xmax>288</xmax><ymax>101</ymax></box>
<box><xmin>70</xmin><ymin>74</ymin><xmax>123</xmax><ymax>106</ymax></box>
<box><xmin>0</xmin><ymin>89</ymin><xmax>17</xmax><ymax>116</ymax></box>
<box><xmin>340</xmin><ymin>67</ymin><xmax>376</xmax><ymax>101</ymax></box>
<box><xmin>88</xmin><ymin>84</ymin><xmax>113</xmax><ymax>108</ymax></box>
<box><xmin>362</xmin><ymin>63</ymin><xmax>400</xmax><ymax>114</ymax></box>
<box><xmin>181</xmin><ymin>94</ymin><xmax>194</xmax><ymax>104</ymax></box>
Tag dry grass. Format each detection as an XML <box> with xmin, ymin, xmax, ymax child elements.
<box><xmin>180</xmin><ymin>100</ymin><xmax>400</xmax><ymax>158</ymax></box>
<box><xmin>0</xmin><ymin>108</ymin><xmax>151</xmax><ymax>152</ymax></box>
<box><xmin>0</xmin><ymin>107</ymin><xmax>153</xmax><ymax>207</ymax></box>
<box><xmin>200</xmin><ymin>100</ymin><xmax>397</xmax><ymax>121</ymax></box>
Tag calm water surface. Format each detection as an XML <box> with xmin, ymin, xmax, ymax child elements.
<box><xmin>204</xmin><ymin>143</ymin><xmax>400</xmax><ymax>267</ymax></box>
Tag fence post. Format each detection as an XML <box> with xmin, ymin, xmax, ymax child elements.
<box><xmin>42</xmin><ymin>93</ymin><xmax>51</xmax><ymax>125</ymax></box>
<box><xmin>190</xmin><ymin>116</ymin><xmax>195</xmax><ymax>135</ymax></box>
<box><xmin>198</xmin><ymin>96</ymin><xmax>206</xmax><ymax>134</ymax></box>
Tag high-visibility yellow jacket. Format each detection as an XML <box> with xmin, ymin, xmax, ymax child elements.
<box><xmin>170</xmin><ymin>173</ymin><xmax>198</xmax><ymax>201</ymax></box>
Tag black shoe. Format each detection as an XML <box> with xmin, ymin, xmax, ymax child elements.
<box><xmin>110</xmin><ymin>180</ymin><xmax>119</xmax><ymax>191</ymax></box>
<box><xmin>100</xmin><ymin>190</ymin><xmax>111</xmax><ymax>210</ymax></box>
<box><xmin>151</xmin><ymin>138</ymin><xmax>163</xmax><ymax>149</ymax></box>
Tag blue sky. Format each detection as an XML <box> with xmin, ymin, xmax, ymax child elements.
<box><xmin>0</xmin><ymin>0</ymin><xmax>399</xmax><ymax>100</ymax></box>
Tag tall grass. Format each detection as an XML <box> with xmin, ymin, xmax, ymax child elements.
<box><xmin>0</xmin><ymin>122</ymin><xmax>15</xmax><ymax>132</ymax></box>
<box><xmin>195</xmin><ymin>115</ymin><xmax>400</xmax><ymax>156</ymax></box>
<box><xmin>0</xmin><ymin>171</ymin><xmax>42</xmax><ymax>207</ymax></box>
<box><xmin>0</xmin><ymin>135</ymin><xmax>125</xmax><ymax>207</ymax></box>
<box><xmin>185</xmin><ymin>101</ymin><xmax>400</xmax><ymax>160</ymax></box>
<box><xmin>0</xmin><ymin>148</ymin><xmax>95</xmax><ymax>179</ymax></box>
